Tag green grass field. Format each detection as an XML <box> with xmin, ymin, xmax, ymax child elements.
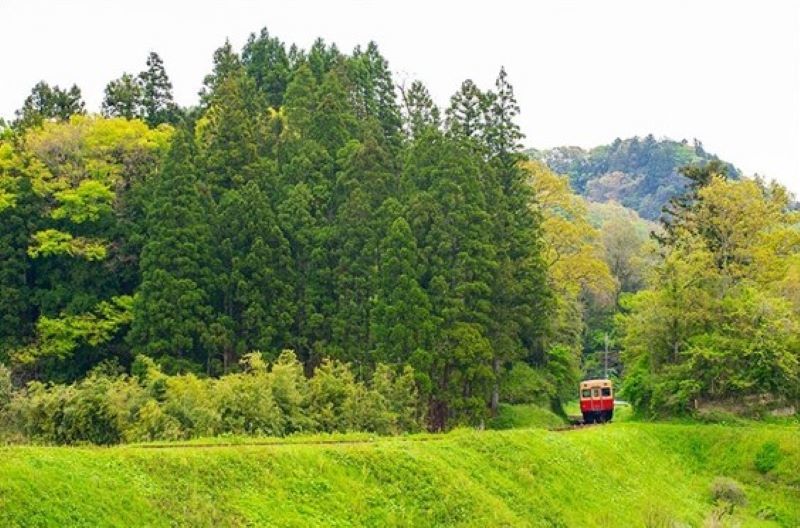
<box><xmin>1</xmin><ymin>421</ymin><xmax>797</xmax><ymax>527</ymax></box>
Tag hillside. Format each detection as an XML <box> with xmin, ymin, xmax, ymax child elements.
<box><xmin>527</xmin><ymin>136</ymin><xmax>741</xmax><ymax>219</ymax></box>
<box><xmin>1</xmin><ymin>422</ymin><xmax>797</xmax><ymax>527</ymax></box>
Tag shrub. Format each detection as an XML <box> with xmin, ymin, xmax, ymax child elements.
<box><xmin>162</xmin><ymin>374</ymin><xmax>219</xmax><ymax>438</ymax></box>
<box><xmin>344</xmin><ymin>382</ymin><xmax>393</xmax><ymax>434</ymax></box>
<box><xmin>268</xmin><ymin>350</ymin><xmax>311</xmax><ymax>433</ymax></box>
<box><xmin>371</xmin><ymin>364</ymin><xmax>422</xmax><ymax>433</ymax></box>
<box><xmin>500</xmin><ymin>362</ymin><xmax>551</xmax><ymax>405</ymax></box>
<box><xmin>9</xmin><ymin>373</ymin><xmax>136</xmax><ymax>445</ymax></box>
<box><xmin>0</xmin><ymin>363</ymin><xmax>12</xmax><ymax>411</ymax></box>
<box><xmin>710</xmin><ymin>477</ymin><xmax>746</xmax><ymax>507</ymax></box>
<box><xmin>307</xmin><ymin>359</ymin><xmax>357</xmax><ymax>433</ymax></box>
<box><xmin>125</xmin><ymin>399</ymin><xmax>181</xmax><ymax>442</ymax></box>
<box><xmin>52</xmin><ymin>374</ymin><xmax>126</xmax><ymax>445</ymax></box>
<box><xmin>213</xmin><ymin>368</ymin><xmax>283</xmax><ymax>436</ymax></box>
<box><xmin>754</xmin><ymin>440</ymin><xmax>781</xmax><ymax>474</ymax></box>
<box><xmin>1</xmin><ymin>353</ymin><xmax>424</xmax><ymax>444</ymax></box>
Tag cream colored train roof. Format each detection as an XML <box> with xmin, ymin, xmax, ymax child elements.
<box><xmin>580</xmin><ymin>379</ymin><xmax>613</xmax><ymax>388</ymax></box>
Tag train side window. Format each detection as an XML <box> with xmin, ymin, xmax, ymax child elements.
<box><xmin>601</xmin><ymin>388</ymin><xmax>612</xmax><ymax>397</ymax></box>
<box><xmin>581</xmin><ymin>389</ymin><xmax>591</xmax><ymax>398</ymax></box>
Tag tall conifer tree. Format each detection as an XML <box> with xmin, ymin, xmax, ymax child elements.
<box><xmin>139</xmin><ymin>52</ymin><xmax>178</xmax><ymax>126</ymax></box>
<box><xmin>372</xmin><ymin>216</ymin><xmax>434</xmax><ymax>365</ymax></box>
<box><xmin>242</xmin><ymin>27</ymin><xmax>292</xmax><ymax>109</ymax></box>
<box><xmin>129</xmin><ymin>129</ymin><xmax>215</xmax><ymax>370</ymax></box>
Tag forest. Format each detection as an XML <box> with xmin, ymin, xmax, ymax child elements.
<box><xmin>0</xmin><ymin>28</ymin><xmax>798</xmax><ymax>445</ymax></box>
<box><xmin>528</xmin><ymin>137</ymin><xmax>742</xmax><ymax>220</ymax></box>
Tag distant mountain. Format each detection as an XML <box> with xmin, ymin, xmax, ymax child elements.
<box><xmin>526</xmin><ymin>136</ymin><xmax>741</xmax><ymax>220</ymax></box>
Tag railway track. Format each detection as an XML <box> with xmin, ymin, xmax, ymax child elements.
<box><xmin>549</xmin><ymin>416</ymin><xmax>605</xmax><ymax>432</ymax></box>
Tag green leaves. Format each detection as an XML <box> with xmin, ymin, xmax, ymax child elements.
<box><xmin>619</xmin><ymin>176</ymin><xmax>800</xmax><ymax>415</ymax></box>
<box><xmin>12</xmin><ymin>296</ymin><xmax>133</xmax><ymax>365</ymax></box>
<box><xmin>52</xmin><ymin>180</ymin><xmax>114</xmax><ymax>223</ymax></box>
<box><xmin>28</xmin><ymin>229</ymin><xmax>107</xmax><ymax>260</ymax></box>
<box><xmin>1</xmin><ymin>32</ymin><xmax>561</xmax><ymax>433</ymax></box>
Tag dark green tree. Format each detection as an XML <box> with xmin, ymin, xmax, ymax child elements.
<box><xmin>282</xmin><ymin>62</ymin><xmax>319</xmax><ymax>136</ymax></box>
<box><xmin>482</xmin><ymin>68</ymin><xmax>550</xmax><ymax>414</ymax></box>
<box><xmin>372</xmin><ymin>216</ymin><xmax>434</xmax><ymax>365</ymax></box>
<box><xmin>101</xmin><ymin>73</ymin><xmax>143</xmax><ymax>119</ymax></box>
<box><xmin>400</xmin><ymin>80</ymin><xmax>441</xmax><ymax>139</ymax></box>
<box><xmin>348</xmin><ymin>42</ymin><xmax>402</xmax><ymax>148</ymax></box>
<box><xmin>128</xmin><ymin>129</ymin><xmax>215</xmax><ymax>370</ymax></box>
<box><xmin>329</xmin><ymin>139</ymin><xmax>393</xmax><ymax>361</ymax></box>
<box><xmin>404</xmin><ymin>129</ymin><xmax>497</xmax><ymax>429</ymax></box>
<box><xmin>484</xmin><ymin>67</ymin><xmax>523</xmax><ymax>160</ymax></box>
<box><xmin>242</xmin><ymin>27</ymin><xmax>291</xmax><ymax>109</ymax></box>
<box><xmin>213</xmin><ymin>182</ymin><xmax>295</xmax><ymax>369</ymax></box>
<box><xmin>307</xmin><ymin>38</ymin><xmax>341</xmax><ymax>83</ymax></box>
<box><xmin>14</xmin><ymin>81</ymin><xmax>85</xmax><ymax>129</ymax></box>
<box><xmin>276</xmin><ymin>183</ymin><xmax>333</xmax><ymax>363</ymax></box>
<box><xmin>0</xmin><ymin>176</ymin><xmax>38</xmax><ymax>361</ymax></box>
<box><xmin>138</xmin><ymin>52</ymin><xmax>178</xmax><ymax>126</ymax></box>
<box><xmin>198</xmin><ymin>71</ymin><xmax>260</xmax><ymax>193</ymax></box>
<box><xmin>200</xmin><ymin>40</ymin><xmax>243</xmax><ymax>106</ymax></box>
<box><xmin>310</xmin><ymin>67</ymin><xmax>359</xmax><ymax>154</ymax></box>
<box><xmin>444</xmin><ymin>79</ymin><xmax>486</xmax><ymax>143</ymax></box>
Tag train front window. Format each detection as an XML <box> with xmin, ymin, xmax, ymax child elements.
<box><xmin>581</xmin><ymin>389</ymin><xmax>591</xmax><ymax>398</ymax></box>
<box><xmin>601</xmin><ymin>388</ymin><xmax>612</xmax><ymax>397</ymax></box>
<box><xmin>592</xmin><ymin>388</ymin><xmax>600</xmax><ymax>398</ymax></box>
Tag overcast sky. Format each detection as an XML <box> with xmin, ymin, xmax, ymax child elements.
<box><xmin>2</xmin><ymin>0</ymin><xmax>798</xmax><ymax>192</ymax></box>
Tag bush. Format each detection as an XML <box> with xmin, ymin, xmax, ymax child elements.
<box><xmin>2</xmin><ymin>353</ymin><xmax>424</xmax><ymax>444</ymax></box>
<box><xmin>500</xmin><ymin>362</ymin><xmax>551</xmax><ymax>405</ymax></box>
<box><xmin>125</xmin><ymin>399</ymin><xmax>181</xmax><ymax>442</ymax></box>
<box><xmin>487</xmin><ymin>404</ymin><xmax>565</xmax><ymax>430</ymax></box>
<box><xmin>0</xmin><ymin>363</ymin><xmax>12</xmax><ymax>411</ymax></box>
<box><xmin>307</xmin><ymin>359</ymin><xmax>356</xmax><ymax>433</ymax></box>
<box><xmin>754</xmin><ymin>440</ymin><xmax>781</xmax><ymax>474</ymax></box>
<box><xmin>710</xmin><ymin>477</ymin><xmax>746</xmax><ymax>507</ymax></box>
<box><xmin>162</xmin><ymin>374</ymin><xmax>219</xmax><ymax>438</ymax></box>
<box><xmin>371</xmin><ymin>364</ymin><xmax>421</xmax><ymax>433</ymax></box>
<box><xmin>8</xmin><ymin>373</ymin><xmax>146</xmax><ymax>445</ymax></box>
<box><xmin>213</xmin><ymin>368</ymin><xmax>283</xmax><ymax>436</ymax></box>
<box><xmin>268</xmin><ymin>350</ymin><xmax>311</xmax><ymax>433</ymax></box>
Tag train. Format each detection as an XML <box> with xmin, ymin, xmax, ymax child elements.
<box><xmin>579</xmin><ymin>379</ymin><xmax>614</xmax><ymax>423</ymax></box>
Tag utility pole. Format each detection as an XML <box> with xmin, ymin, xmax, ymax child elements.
<box><xmin>603</xmin><ymin>332</ymin><xmax>609</xmax><ymax>379</ymax></box>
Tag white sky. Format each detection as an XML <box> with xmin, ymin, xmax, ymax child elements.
<box><xmin>2</xmin><ymin>0</ymin><xmax>798</xmax><ymax>192</ymax></box>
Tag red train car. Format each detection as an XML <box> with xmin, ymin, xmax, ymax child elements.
<box><xmin>579</xmin><ymin>379</ymin><xmax>614</xmax><ymax>423</ymax></box>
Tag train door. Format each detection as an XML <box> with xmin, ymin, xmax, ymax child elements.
<box><xmin>591</xmin><ymin>387</ymin><xmax>601</xmax><ymax>412</ymax></box>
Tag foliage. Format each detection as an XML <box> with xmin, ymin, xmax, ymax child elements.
<box><xmin>528</xmin><ymin>136</ymin><xmax>741</xmax><ymax>220</ymax></box>
<box><xmin>0</xmin><ymin>364</ymin><xmax>11</xmax><ymax>411</ymax></box>
<box><xmin>527</xmin><ymin>160</ymin><xmax>616</xmax><ymax>389</ymax></box>
<box><xmin>498</xmin><ymin>361</ymin><xmax>551</xmax><ymax>405</ymax></box>
<box><xmin>14</xmin><ymin>81</ymin><xmax>85</xmax><ymax>130</ymax></box>
<box><xmin>619</xmin><ymin>176</ymin><xmax>800</xmax><ymax>415</ymax></box>
<box><xmin>5</xmin><ymin>25</ymin><xmax>789</xmax><ymax>434</ymax></box>
<box><xmin>0</xmin><ymin>115</ymin><xmax>170</xmax><ymax>378</ymax></box>
<box><xmin>1</xmin><ymin>352</ymin><xmax>421</xmax><ymax>444</ymax></box>
<box><xmin>754</xmin><ymin>441</ymin><xmax>782</xmax><ymax>474</ymax></box>
<box><xmin>3</xmin><ymin>29</ymin><xmax>555</xmax><ymax>430</ymax></box>
<box><xmin>486</xmin><ymin>403</ymin><xmax>564</xmax><ymax>430</ymax></box>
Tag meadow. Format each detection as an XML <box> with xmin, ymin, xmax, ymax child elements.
<box><xmin>1</xmin><ymin>419</ymin><xmax>797</xmax><ymax>527</ymax></box>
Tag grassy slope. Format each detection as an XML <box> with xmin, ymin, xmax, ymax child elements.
<box><xmin>0</xmin><ymin>423</ymin><xmax>798</xmax><ymax>527</ymax></box>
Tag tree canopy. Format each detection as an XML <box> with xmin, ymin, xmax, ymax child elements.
<box><xmin>0</xmin><ymin>29</ymin><xmax>555</xmax><ymax>431</ymax></box>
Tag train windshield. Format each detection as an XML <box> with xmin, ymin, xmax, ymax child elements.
<box><xmin>602</xmin><ymin>388</ymin><xmax>611</xmax><ymax>397</ymax></box>
<box><xmin>581</xmin><ymin>389</ymin><xmax>591</xmax><ymax>398</ymax></box>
